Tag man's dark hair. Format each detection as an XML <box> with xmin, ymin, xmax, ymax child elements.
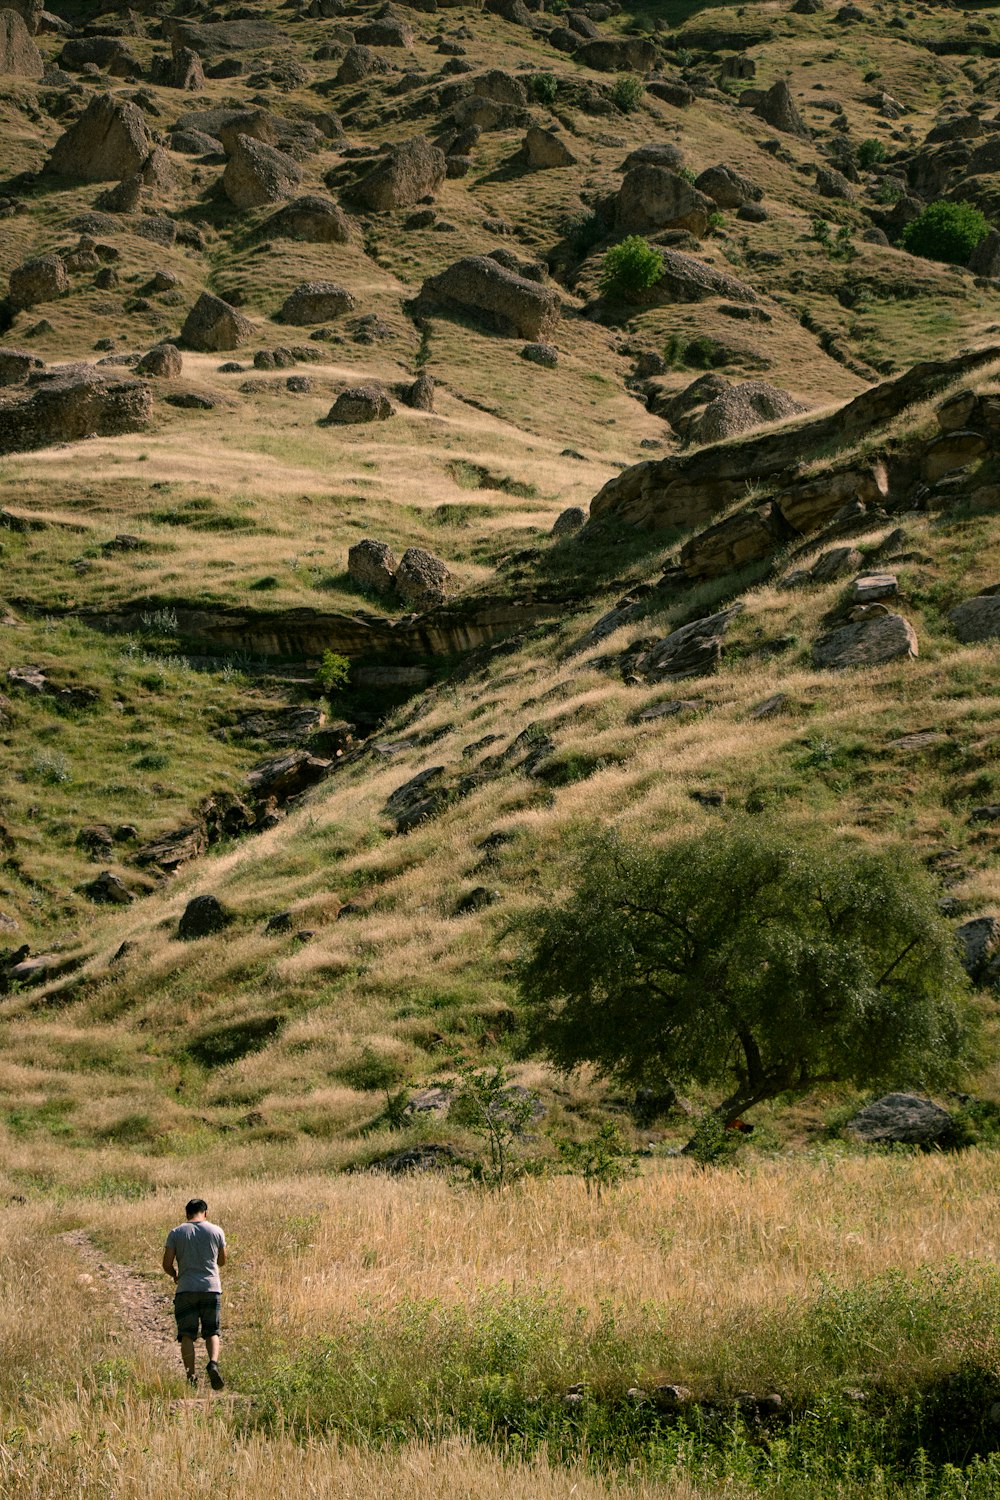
<box><xmin>185</xmin><ymin>1198</ymin><xmax>208</xmax><ymax>1218</ymax></box>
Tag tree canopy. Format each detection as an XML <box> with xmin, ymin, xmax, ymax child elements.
<box><xmin>515</xmin><ymin>823</ymin><xmax>976</xmax><ymax>1123</ymax></box>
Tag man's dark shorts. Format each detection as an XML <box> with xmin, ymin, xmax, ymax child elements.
<box><xmin>174</xmin><ymin>1291</ymin><xmax>221</xmax><ymax>1342</ymax></box>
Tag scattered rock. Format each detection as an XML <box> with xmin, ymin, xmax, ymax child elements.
<box><xmin>349</xmin><ymin>538</ymin><xmax>397</xmax><ymax>593</ymax></box>
<box><xmin>279</xmin><ymin>282</ymin><xmax>355</xmax><ymax>324</ymax></box>
<box><xmin>695</xmin><ymin>163</ymin><xmax>762</xmax><ymax>209</ymax></box>
<box><xmin>846</xmin><ymin>1093</ymin><xmax>952</xmax><ymax>1145</ymax></box>
<box><xmin>551</xmin><ymin>506</ymin><xmax>586</xmax><ymax>536</ymax></box>
<box><xmin>8</xmin><ymin>254</ymin><xmax>67</xmax><ymax>310</ymax></box>
<box><xmin>395</xmin><ymin>546</ymin><xmax>452</xmax><ymax>607</ymax></box>
<box><xmin>812</xmin><ymin>613</ymin><xmax>918</xmax><ymax>669</ymax></box>
<box><xmin>955</xmin><ymin>915</ymin><xmax>1000</xmax><ymax>982</ymax></box>
<box><xmin>325</xmin><ymin>385</ymin><xmax>394</xmax><ymax>423</ymax></box>
<box><xmin>0</xmin><ymin>8</ymin><xmax>42</xmax><ymax>78</ymax></box>
<box><xmin>0</xmin><ymin>367</ymin><xmax>152</xmax><ymax>456</ymax></box>
<box><xmin>750</xmin><ymin>79</ymin><xmax>809</xmax><ymax>137</ymax></box>
<box><xmin>401</xmin><ymin>371</ymin><xmax>435</xmax><ymax>410</ymax></box>
<box><xmin>949</xmin><ymin>592</ymin><xmax>1000</xmax><ymax>644</ymax></box>
<box><xmin>521</xmin><ymin>341</ymin><xmax>558</xmax><ymax>368</ymax></box>
<box><xmin>178</xmin><ymin>893</ymin><xmax>231</xmax><ymax>939</ymax></box>
<box><xmin>264</xmin><ymin>194</ymin><xmax>351</xmax><ymax>243</ymax></box>
<box><xmin>83</xmin><ymin>870</ymin><xmax>134</xmax><ymax>905</ymax></box>
<box><xmin>223</xmin><ymin>134</ymin><xmax>302</xmax><ymax>210</ymax></box>
<box><xmin>418</xmin><ymin>255</ymin><xmax>560</xmax><ymax>339</ymax></box>
<box><xmin>180</xmin><ymin>292</ymin><xmax>255</xmax><ymax>352</ymax></box>
<box><xmin>616</xmin><ymin>166</ymin><xmax>713</xmax><ymax>236</ymax></box>
<box><xmin>632</xmin><ymin>605</ymin><xmax>744</xmax><ymax>683</ymax></box>
<box><xmin>523</xmin><ymin>124</ymin><xmax>577</xmax><ymax>169</ymax></box>
<box><xmin>136</xmin><ymin>343</ymin><xmax>182</xmax><ymax>377</ymax></box>
<box><xmin>353</xmin><ymin>136</ymin><xmax>446</xmax><ymax>211</ymax></box>
<box><xmin>47</xmin><ymin>92</ymin><xmax>150</xmax><ymax>181</ymax></box>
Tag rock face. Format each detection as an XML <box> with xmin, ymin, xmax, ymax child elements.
<box><xmin>223</xmin><ymin>134</ymin><xmax>302</xmax><ymax>209</ymax></box>
<box><xmin>348</xmin><ymin>539</ymin><xmax>397</xmax><ymax>593</ymax></box>
<box><xmin>949</xmin><ymin>592</ymin><xmax>1000</xmax><ymax>643</ymax></box>
<box><xmin>265</xmin><ymin>194</ymin><xmax>351</xmax><ymax>243</ymax></box>
<box><xmin>279</xmin><ymin>282</ymin><xmax>355</xmax><ymax>324</ymax></box>
<box><xmin>325</xmin><ymin>385</ymin><xmax>394</xmax><ymax>423</ymax></box>
<box><xmin>178</xmin><ymin>893</ymin><xmax>231</xmax><ymax>939</ymax></box>
<box><xmin>0</xmin><ymin>8</ymin><xmax>42</xmax><ymax>77</ymax></box>
<box><xmin>0</xmin><ymin>367</ymin><xmax>152</xmax><ymax>455</ymax></box>
<box><xmin>9</xmin><ymin>254</ymin><xmax>67</xmax><ymax>310</ymax></box>
<box><xmin>395</xmin><ymin>546</ymin><xmax>452</xmax><ymax>607</ymax></box>
<box><xmin>180</xmin><ymin>292</ymin><xmax>255</xmax><ymax>351</ymax></box>
<box><xmin>615</xmin><ymin>166</ymin><xmax>713</xmax><ymax>235</ymax></box>
<box><xmin>354</xmin><ymin>136</ymin><xmax>447</xmax><ymax>211</ymax></box>
<box><xmin>812</xmin><ymin>613</ymin><xmax>918</xmax><ymax>669</ymax></box>
<box><xmin>418</xmin><ymin>255</ymin><xmax>560</xmax><ymax>339</ymax></box>
<box><xmin>524</xmin><ymin>124</ymin><xmax>577</xmax><ymax>168</ymax></box>
<box><xmin>337</xmin><ymin>43</ymin><xmax>392</xmax><ymax>85</ymax></box>
<box><xmin>47</xmin><ymin>94</ymin><xmax>151</xmax><ymax>182</ymax></box>
<box><xmin>552</xmin><ymin>506</ymin><xmax>586</xmax><ymax>536</ymax></box>
<box><xmin>846</xmin><ymin>1094</ymin><xmax>952</xmax><ymax>1145</ymax></box>
<box><xmin>591</xmin><ymin>346</ymin><xmax>1000</xmax><ymax>532</ymax></box>
<box><xmin>0</xmin><ymin>349</ymin><xmax>43</xmax><ymax>385</ymax></box>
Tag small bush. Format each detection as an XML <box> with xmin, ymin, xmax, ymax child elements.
<box><xmin>857</xmin><ymin>137</ymin><xmax>886</xmax><ymax>169</ymax></box>
<box><xmin>901</xmin><ymin>200</ymin><xmax>991</xmax><ymax>265</ymax></box>
<box><xmin>611</xmin><ymin>74</ymin><xmax>644</xmax><ymax>113</ymax></box>
<box><xmin>316</xmin><ymin>649</ymin><xmax>351</xmax><ymax>695</ymax></box>
<box><xmin>527</xmin><ymin>72</ymin><xmax>558</xmax><ymax>106</ymax></box>
<box><xmin>598</xmin><ymin>236</ymin><xmax>664</xmax><ymax>299</ymax></box>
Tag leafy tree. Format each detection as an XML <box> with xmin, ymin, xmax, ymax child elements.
<box><xmin>515</xmin><ymin>823</ymin><xmax>976</xmax><ymax>1126</ymax></box>
<box><xmin>450</xmin><ymin>1063</ymin><xmax>540</xmax><ymax>1190</ymax></box>
<box><xmin>598</xmin><ymin>236</ymin><xmax>664</xmax><ymax>299</ymax></box>
<box><xmin>857</xmin><ymin>137</ymin><xmax>886</xmax><ymax>169</ymax></box>
<box><xmin>900</xmin><ymin>200</ymin><xmax>990</xmax><ymax>265</ymax></box>
<box><xmin>316</xmin><ymin>649</ymin><xmax>350</xmax><ymax>694</ymax></box>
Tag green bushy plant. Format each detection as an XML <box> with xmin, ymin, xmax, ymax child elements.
<box><xmin>598</xmin><ymin>236</ymin><xmax>664</xmax><ymax>299</ymax></box>
<box><xmin>857</xmin><ymin>137</ymin><xmax>887</xmax><ymax>169</ymax></box>
<box><xmin>900</xmin><ymin>200</ymin><xmax>990</xmax><ymax>265</ymax></box>
<box><xmin>611</xmin><ymin>74</ymin><xmax>644</xmax><ymax>113</ymax></box>
<box><xmin>316</xmin><ymin>649</ymin><xmax>351</xmax><ymax>694</ymax></box>
<box><xmin>527</xmin><ymin>72</ymin><xmax>558</xmax><ymax>106</ymax></box>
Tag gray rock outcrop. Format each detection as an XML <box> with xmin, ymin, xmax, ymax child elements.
<box><xmin>0</xmin><ymin>8</ymin><xmax>42</xmax><ymax>77</ymax></box>
<box><xmin>616</xmin><ymin>166</ymin><xmax>713</xmax><ymax>235</ymax></box>
<box><xmin>9</xmin><ymin>254</ymin><xmax>67</xmax><ymax>309</ymax></box>
<box><xmin>180</xmin><ymin>293</ymin><xmax>255</xmax><ymax>351</ymax></box>
<box><xmin>325</xmin><ymin>386</ymin><xmax>394</xmax><ymax>423</ymax></box>
<box><xmin>0</xmin><ymin>367</ymin><xmax>152</xmax><ymax>455</ymax></box>
<box><xmin>279</xmin><ymin>282</ymin><xmax>355</xmax><ymax>324</ymax></box>
<box><xmin>395</xmin><ymin>546</ymin><xmax>452</xmax><ymax>607</ymax></box>
<box><xmin>348</xmin><ymin>539</ymin><xmax>397</xmax><ymax>593</ymax></box>
<box><xmin>846</xmin><ymin>1094</ymin><xmax>952</xmax><ymax>1145</ymax></box>
<box><xmin>949</xmin><ymin>591</ymin><xmax>1000</xmax><ymax>643</ymax></box>
<box><xmin>264</xmin><ymin>194</ymin><xmax>351</xmax><ymax>242</ymax></box>
<box><xmin>812</xmin><ymin>613</ymin><xmax>918</xmax><ymax>669</ymax></box>
<box><xmin>223</xmin><ymin>134</ymin><xmax>301</xmax><ymax>209</ymax></box>
<box><xmin>353</xmin><ymin>136</ymin><xmax>446</xmax><ymax>211</ymax></box>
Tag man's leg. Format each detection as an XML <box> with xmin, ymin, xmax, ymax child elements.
<box><xmin>180</xmin><ymin>1335</ymin><xmax>197</xmax><ymax>1379</ymax></box>
<box><xmin>204</xmin><ymin>1297</ymin><xmax>225</xmax><ymax>1390</ymax></box>
<box><xmin>206</xmin><ymin>1334</ymin><xmax>220</xmax><ymax>1364</ymax></box>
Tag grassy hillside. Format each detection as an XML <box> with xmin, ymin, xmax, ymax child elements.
<box><xmin>2</xmin><ymin>0</ymin><xmax>1000</xmax><ymax>1491</ymax></box>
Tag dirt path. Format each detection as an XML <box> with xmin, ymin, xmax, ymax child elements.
<box><xmin>60</xmin><ymin>1229</ymin><xmax>185</xmax><ymax>1376</ymax></box>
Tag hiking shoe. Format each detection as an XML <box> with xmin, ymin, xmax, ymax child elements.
<box><xmin>186</xmin><ymin>1373</ymin><xmax>198</xmax><ymax>1389</ymax></box>
<box><xmin>206</xmin><ymin>1361</ymin><xmax>225</xmax><ymax>1391</ymax></box>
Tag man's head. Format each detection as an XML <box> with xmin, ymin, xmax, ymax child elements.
<box><xmin>185</xmin><ymin>1198</ymin><xmax>208</xmax><ymax>1221</ymax></box>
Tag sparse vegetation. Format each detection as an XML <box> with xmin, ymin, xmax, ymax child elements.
<box><xmin>610</xmin><ymin>74</ymin><xmax>645</xmax><ymax>113</ymax></box>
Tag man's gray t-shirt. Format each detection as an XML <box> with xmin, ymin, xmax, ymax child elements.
<box><xmin>166</xmin><ymin>1221</ymin><xmax>226</xmax><ymax>1294</ymax></box>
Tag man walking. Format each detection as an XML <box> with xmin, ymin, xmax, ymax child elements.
<box><xmin>163</xmin><ymin>1198</ymin><xmax>227</xmax><ymax>1391</ymax></box>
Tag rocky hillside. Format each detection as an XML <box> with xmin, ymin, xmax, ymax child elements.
<box><xmin>1</xmin><ymin>0</ymin><xmax>999</xmax><ymax>1157</ymax></box>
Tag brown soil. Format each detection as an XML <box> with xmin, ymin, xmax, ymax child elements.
<box><xmin>60</xmin><ymin>1228</ymin><xmax>183</xmax><ymax>1375</ymax></box>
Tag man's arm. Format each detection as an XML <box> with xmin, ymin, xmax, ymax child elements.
<box><xmin>162</xmin><ymin>1241</ymin><xmax>178</xmax><ymax>1281</ymax></box>
<box><xmin>217</xmin><ymin>1236</ymin><xmax>227</xmax><ymax>1269</ymax></box>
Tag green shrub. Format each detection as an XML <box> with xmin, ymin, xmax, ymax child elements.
<box><xmin>611</xmin><ymin>74</ymin><xmax>644</xmax><ymax>113</ymax></box>
<box><xmin>527</xmin><ymin>72</ymin><xmax>558</xmax><ymax>105</ymax></box>
<box><xmin>857</xmin><ymin>137</ymin><xmax>886</xmax><ymax>169</ymax></box>
<box><xmin>598</xmin><ymin>236</ymin><xmax>664</xmax><ymax>299</ymax></box>
<box><xmin>900</xmin><ymin>200</ymin><xmax>991</xmax><ymax>265</ymax></box>
<box><xmin>316</xmin><ymin>649</ymin><xmax>351</xmax><ymax>694</ymax></box>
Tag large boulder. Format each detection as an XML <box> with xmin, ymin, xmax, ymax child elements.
<box><xmin>9</xmin><ymin>253</ymin><xmax>67</xmax><ymax>310</ymax></box>
<box><xmin>325</xmin><ymin>385</ymin><xmax>394</xmax><ymax>423</ymax></box>
<box><xmin>395</xmin><ymin>546</ymin><xmax>452</xmax><ymax>607</ymax></box>
<box><xmin>0</xmin><ymin>348</ymin><xmax>43</xmax><ymax>386</ymax></box>
<box><xmin>0</xmin><ymin>367</ymin><xmax>152</xmax><ymax>456</ymax></box>
<box><xmin>264</xmin><ymin>194</ymin><xmax>351</xmax><ymax>243</ymax></box>
<box><xmin>336</xmin><ymin>44</ymin><xmax>392</xmax><ymax>85</ymax></box>
<box><xmin>169</xmin><ymin>46</ymin><xmax>205</xmax><ymax>91</ymax></box>
<box><xmin>180</xmin><ymin>292</ymin><xmax>255</xmax><ymax>351</ymax></box>
<box><xmin>418</xmin><ymin>255</ymin><xmax>560</xmax><ymax>339</ymax></box>
<box><xmin>136</xmin><ymin>343</ymin><xmax>182</xmax><ymax>377</ymax></box>
<box><xmin>955</xmin><ymin>915</ymin><xmax>1000</xmax><ymax>983</ymax></box>
<box><xmin>279</xmin><ymin>282</ymin><xmax>355</xmax><ymax>324</ymax></box>
<box><xmin>969</xmin><ymin>229</ymin><xmax>1000</xmax><ymax>278</ymax></box>
<box><xmin>845</xmin><ymin>1094</ymin><xmax>952</xmax><ymax>1146</ymax></box>
<box><xmin>750</xmin><ymin>79</ymin><xmax>809</xmax><ymax>137</ymax></box>
<box><xmin>615</xmin><ymin>166</ymin><xmax>713</xmax><ymax>235</ymax></box>
<box><xmin>524</xmin><ymin>124</ymin><xmax>577</xmax><ymax>169</ymax></box>
<box><xmin>0</xmin><ymin>8</ymin><xmax>42</xmax><ymax>77</ymax></box>
<box><xmin>949</xmin><ymin>591</ymin><xmax>1000</xmax><ymax>643</ymax></box>
<box><xmin>695</xmin><ymin>163</ymin><xmax>762</xmax><ymax>209</ymax></box>
<box><xmin>47</xmin><ymin>94</ymin><xmax>151</xmax><ymax>182</ymax></box>
<box><xmin>632</xmin><ymin>605</ymin><xmax>743</xmax><ymax>682</ymax></box>
<box><xmin>216</xmin><ymin>109</ymin><xmax>280</xmax><ymax>156</ymax></box>
<box><xmin>353</xmin><ymin>136</ymin><xmax>446</xmax><ymax>211</ymax></box>
<box><xmin>812</xmin><ymin>613</ymin><xmax>918</xmax><ymax>669</ymax></box>
<box><xmin>349</xmin><ymin>539</ymin><xmax>397</xmax><ymax>593</ymax></box>
<box><xmin>574</xmin><ymin>37</ymin><xmax>658</xmax><ymax>72</ymax></box>
<box><xmin>5</xmin><ymin>0</ymin><xmax>42</xmax><ymax>36</ymax></box>
<box><xmin>223</xmin><ymin>134</ymin><xmax>301</xmax><ymax>209</ymax></box>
